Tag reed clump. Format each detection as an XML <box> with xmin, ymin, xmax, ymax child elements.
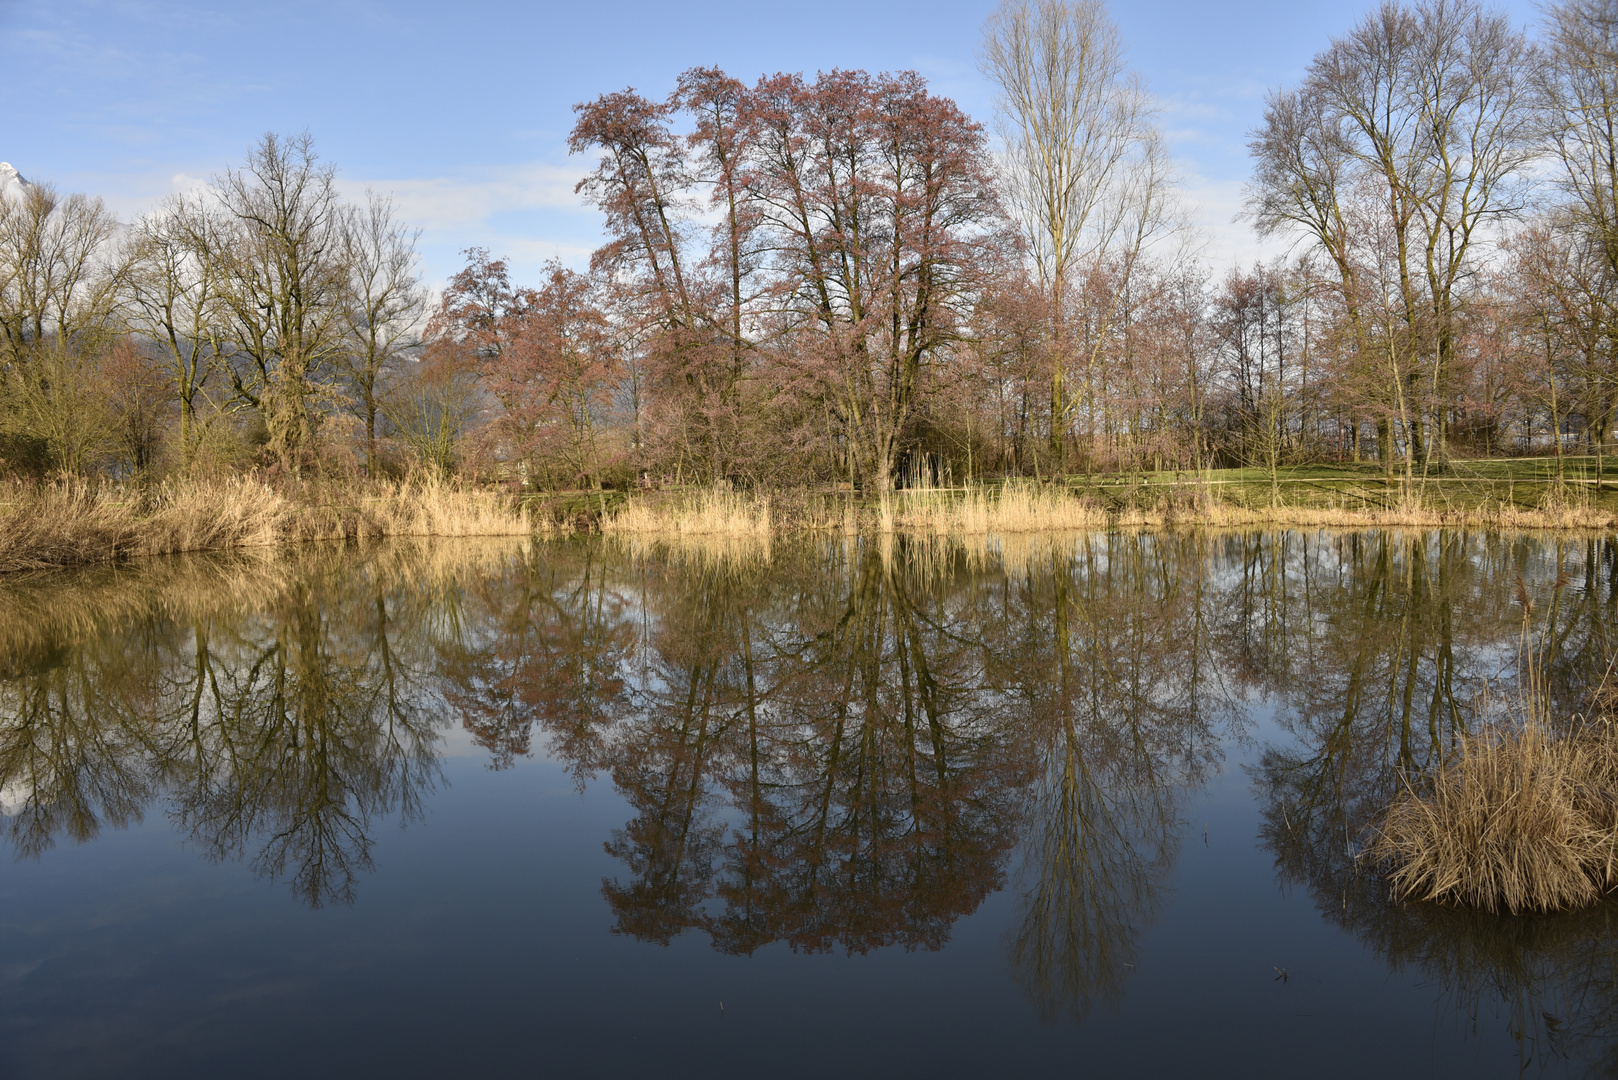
<box><xmin>603</xmin><ymin>488</ymin><xmax>773</xmax><ymax>537</ymax></box>
<box><xmin>1370</xmin><ymin>718</ymin><xmax>1618</xmax><ymax>914</ymax></box>
<box><xmin>0</xmin><ymin>477</ymin><xmax>539</xmax><ymax>574</ymax></box>
<box><xmin>893</xmin><ymin>483</ymin><xmax>1108</xmax><ymax>534</ymax></box>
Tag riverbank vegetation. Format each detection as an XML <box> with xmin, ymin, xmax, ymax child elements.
<box><xmin>1369</xmin><ymin>600</ymin><xmax>1618</xmax><ymax>915</ymax></box>
<box><xmin>9</xmin><ymin>462</ymin><xmax>1618</xmax><ymax>572</ymax></box>
<box><xmin>1372</xmin><ymin>716</ymin><xmax>1618</xmax><ymax>913</ymax></box>
<box><xmin>4</xmin><ymin>0</ymin><xmax>1618</xmax><ymax>545</ymax></box>
<box><xmin>0</xmin><ymin>477</ymin><xmax>533</xmax><ymax>573</ymax></box>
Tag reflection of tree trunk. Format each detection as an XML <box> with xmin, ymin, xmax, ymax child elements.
<box><xmin>739</xmin><ymin>614</ymin><xmax>762</xmax><ymax>912</ymax></box>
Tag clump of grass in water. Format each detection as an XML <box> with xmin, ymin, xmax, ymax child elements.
<box><xmin>1370</xmin><ymin>581</ymin><xmax>1618</xmax><ymax>914</ymax></box>
<box><xmin>893</xmin><ymin>481</ymin><xmax>1107</xmax><ymax>534</ymax></box>
<box><xmin>1371</xmin><ymin>718</ymin><xmax>1618</xmax><ymax>913</ymax></box>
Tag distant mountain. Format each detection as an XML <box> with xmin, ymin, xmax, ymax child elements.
<box><xmin>0</xmin><ymin>162</ymin><xmax>31</xmax><ymax>199</ymax></box>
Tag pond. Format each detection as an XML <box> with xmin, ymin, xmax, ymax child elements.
<box><xmin>0</xmin><ymin>531</ymin><xmax>1615</xmax><ymax>1078</ymax></box>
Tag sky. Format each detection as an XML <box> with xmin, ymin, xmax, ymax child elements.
<box><xmin>0</xmin><ymin>0</ymin><xmax>1546</xmax><ymax>289</ymax></box>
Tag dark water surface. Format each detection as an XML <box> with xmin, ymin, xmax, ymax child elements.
<box><xmin>2</xmin><ymin>531</ymin><xmax>1617</xmax><ymax>1078</ymax></box>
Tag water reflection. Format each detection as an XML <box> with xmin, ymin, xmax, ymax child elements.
<box><xmin>1249</xmin><ymin>533</ymin><xmax>1618</xmax><ymax>1073</ymax></box>
<box><xmin>0</xmin><ymin>553</ymin><xmax>447</xmax><ymax>906</ymax></box>
<box><xmin>2</xmin><ymin>530</ymin><xmax>1617</xmax><ymax>1058</ymax></box>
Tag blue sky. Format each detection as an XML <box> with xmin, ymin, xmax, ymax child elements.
<box><xmin>0</xmin><ymin>0</ymin><xmax>1544</xmax><ymax>287</ymax></box>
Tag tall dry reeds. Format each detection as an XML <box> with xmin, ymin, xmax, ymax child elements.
<box><xmin>603</xmin><ymin>488</ymin><xmax>773</xmax><ymax>537</ymax></box>
<box><xmin>603</xmin><ymin>483</ymin><xmax>1618</xmax><ymax>540</ymax></box>
<box><xmin>1188</xmin><ymin>497</ymin><xmax>1618</xmax><ymax>532</ymax></box>
<box><xmin>1370</xmin><ymin>718</ymin><xmax>1618</xmax><ymax>914</ymax></box>
<box><xmin>891</xmin><ymin>484</ymin><xmax>1109</xmax><ymax>534</ymax></box>
<box><xmin>331</xmin><ymin>478</ymin><xmax>538</xmax><ymax>539</ymax></box>
<box><xmin>0</xmin><ymin>477</ymin><xmax>539</xmax><ymax>574</ymax></box>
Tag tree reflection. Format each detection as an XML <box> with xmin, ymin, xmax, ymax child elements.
<box><xmin>438</xmin><ymin>542</ymin><xmax>632</xmax><ymax>774</ymax></box>
<box><xmin>997</xmin><ymin>535</ymin><xmax>1231</xmax><ymax>1022</ymax></box>
<box><xmin>0</xmin><ymin>549</ymin><xmax>448</xmax><ymax>906</ymax></box>
<box><xmin>594</xmin><ymin>539</ymin><xmax>1033</xmax><ymax>954</ymax></box>
<box><xmin>1252</xmin><ymin>532</ymin><xmax>1618</xmax><ymax>1072</ymax></box>
<box><xmin>7</xmin><ymin>527</ymin><xmax>1618</xmax><ymax>1058</ymax></box>
<box><xmin>568</xmin><ymin>532</ymin><xmax>1239</xmax><ymax>1030</ymax></box>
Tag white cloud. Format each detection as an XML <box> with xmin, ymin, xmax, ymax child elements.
<box><xmin>343</xmin><ymin>162</ymin><xmax>591</xmax><ymax>234</ymax></box>
<box><xmin>340</xmin><ymin>162</ymin><xmax>603</xmax><ymax>283</ymax></box>
<box><xmin>1174</xmin><ymin>173</ymin><xmax>1289</xmax><ymax>270</ymax></box>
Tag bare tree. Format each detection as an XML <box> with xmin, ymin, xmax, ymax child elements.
<box><xmin>980</xmin><ymin>0</ymin><xmax>1167</xmax><ymax>470</ymax></box>
<box><xmin>1540</xmin><ymin>0</ymin><xmax>1618</xmax><ymax>452</ymax></box>
<box><xmin>126</xmin><ymin>192</ymin><xmax>223</xmax><ymax>466</ymax></box>
<box><xmin>203</xmin><ymin>132</ymin><xmax>350</xmax><ymax>474</ymax></box>
<box><xmin>340</xmin><ymin>192</ymin><xmax>425</xmax><ymax>477</ymax></box>
<box><xmin>1253</xmin><ymin>0</ymin><xmax>1538</xmax><ymax>481</ymax></box>
<box><xmin>0</xmin><ymin>182</ymin><xmax>123</xmax><ymax>371</ymax></box>
<box><xmin>0</xmin><ymin>181</ymin><xmax>124</xmax><ymax>471</ymax></box>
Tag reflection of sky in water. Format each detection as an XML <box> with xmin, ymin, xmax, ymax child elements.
<box><xmin>0</xmin><ymin>532</ymin><xmax>1613</xmax><ymax>1078</ymax></box>
<box><xmin>0</xmin><ymin>779</ymin><xmax>29</xmax><ymax>817</ymax></box>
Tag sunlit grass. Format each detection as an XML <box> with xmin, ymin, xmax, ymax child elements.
<box><xmin>1370</xmin><ymin>717</ymin><xmax>1618</xmax><ymax>914</ymax></box>
<box><xmin>0</xmin><ymin>477</ymin><xmax>540</xmax><ymax>573</ymax></box>
<box><xmin>5</xmin><ymin>462</ymin><xmax>1618</xmax><ymax>575</ymax></box>
<box><xmin>602</xmin><ymin>488</ymin><xmax>773</xmax><ymax>537</ymax></box>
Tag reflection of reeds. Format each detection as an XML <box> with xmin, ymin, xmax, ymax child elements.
<box><xmin>1351</xmin><ymin>893</ymin><xmax>1618</xmax><ymax>1068</ymax></box>
<box><xmin>0</xmin><ymin>478</ymin><xmax>540</xmax><ymax>573</ymax></box>
<box><xmin>0</xmin><ymin>551</ymin><xmax>293</xmax><ymax>672</ymax></box>
<box><xmin>0</xmin><ymin>536</ymin><xmax>531</xmax><ymax>662</ymax></box>
<box><xmin>606</xmin><ymin>532</ymin><xmax>774</xmax><ymax>571</ymax></box>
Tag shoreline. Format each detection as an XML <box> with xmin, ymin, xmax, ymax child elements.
<box><xmin>4</xmin><ymin>478</ymin><xmax>1617</xmax><ymax>575</ymax></box>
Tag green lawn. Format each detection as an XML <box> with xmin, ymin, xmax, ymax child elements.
<box><xmin>1055</xmin><ymin>457</ymin><xmax>1618</xmax><ymax>513</ymax></box>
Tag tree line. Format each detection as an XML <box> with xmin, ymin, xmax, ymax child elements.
<box><xmin>2</xmin><ymin>0</ymin><xmax>1615</xmax><ymax>491</ymax></box>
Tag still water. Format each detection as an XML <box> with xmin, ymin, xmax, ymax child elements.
<box><xmin>1</xmin><ymin>531</ymin><xmax>1616</xmax><ymax>1078</ymax></box>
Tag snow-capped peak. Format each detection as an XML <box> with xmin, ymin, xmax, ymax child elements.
<box><xmin>0</xmin><ymin>162</ymin><xmax>31</xmax><ymax>199</ymax></box>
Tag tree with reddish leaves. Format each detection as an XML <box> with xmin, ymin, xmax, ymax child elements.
<box><xmin>569</xmin><ymin>91</ymin><xmax>695</xmax><ymax>332</ymax></box>
<box><xmin>485</xmin><ymin>262</ymin><xmax>619</xmax><ymax>488</ymax></box>
<box><xmin>747</xmin><ymin>69</ymin><xmax>1012</xmax><ymax>492</ymax></box>
<box><xmin>571</xmin><ymin>85</ymin><xmax>745</xmax><ymax>483</ymax></box>
<box><xmin>426</xmin><ymin>247</ymin><xmax>530</xmax><ymax>364</ymax></box>
<box><xmin>671</xmin><ymin>66</ymin><xmax>771</xmax><ymax>482</ymax></box>
<box><xmin>569</xmin><ymin>70</ymin><xmax>1011</xmax><ymax>492</ymax></box>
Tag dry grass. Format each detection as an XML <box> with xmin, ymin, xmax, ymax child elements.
<box><xmin>0</xmin><ymin>477</ymin><xmax>540</xmax><ymax>574</ymax></box>
<box><xmin>893</xmin><ymin>484</ymin><xmax>1110</xmax><ymax>534</ymax></box>
<box><xmin>603</xmin><ymin>483</ymin><xmax>1618</xmax><ymax>540</ymax></box>
<box><xmin>6</xmin><ymin>473</ymin><xmax>1615</xmax><ymax>576</ymax></box>
<box><xmin>1370</xmin><ymin>718</ymin><xmax>1618</xmax><ymax>914</ymax></box>
<box><xmin>1183</xmin><ymin>497</ymin><xmax>1618</xmax><ymax>532</ymax></box>
<box><xmin>603</xmin><ymin>488</ymin><xmax>773</xmax><ymax>537</ymax></box>
<box><xmin>336</xmin><ymin>478</ymin><xmax>538</xmax><ymax>539</ymax></box>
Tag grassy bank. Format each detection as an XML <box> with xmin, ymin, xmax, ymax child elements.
<box><xmin>7</xmin><ymin>461</ymin><xmax>1618</xmax><ymax>574</ymax></box>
